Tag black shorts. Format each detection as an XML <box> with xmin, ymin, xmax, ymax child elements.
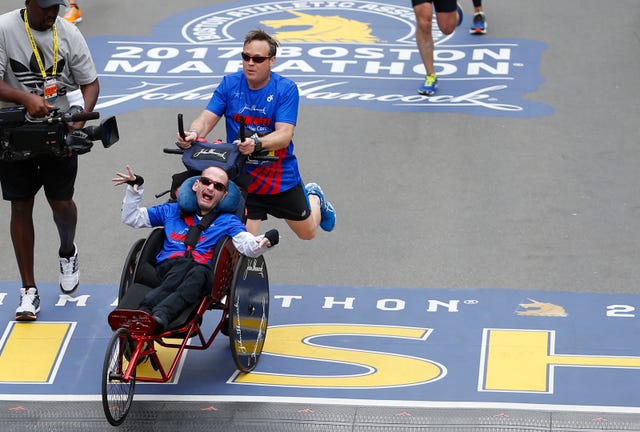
<box><xmin>411</xmin><ymin>0</ymin><xmax>457</xmax><ymax>11</ymax></box>
<box><xmin>0</xmin><ymin>155</ymin><xmax>78</xmax><ymax>201</ymax></box>
<box><xmin>245</xmin><ymin>182</ymin><xmax>311</xmax><ymax>222</ymax></box>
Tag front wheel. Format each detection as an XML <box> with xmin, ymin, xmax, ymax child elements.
<box><xmin>228</xmin><ymin>255</ymin><xmax>269</xmax><ymax>373</ymax></box>
<box><xmin>101</xmin><ymin>328</ymin><xmax>137</xmax><ymax>426</ymax></box>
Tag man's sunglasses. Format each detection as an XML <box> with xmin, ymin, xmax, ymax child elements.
<box><xmin>198</xmin><ymin>176</ymin><xmax>227</xmax><ymax>192</ymax></box>
<box><xmin>241</xmin><ymin>52</ymin><xmax>272</xmax><ymax>64</ymax></box>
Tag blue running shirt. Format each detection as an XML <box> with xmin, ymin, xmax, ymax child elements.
<box><xmin>147</xmin><ymin>202</ymin><xmax>246</xmax><ymax>264</ymax></box>
<box><xmin>206</xmin><ymin>71</ymin><xmax>301</xmax><ymax>195</ymax></box>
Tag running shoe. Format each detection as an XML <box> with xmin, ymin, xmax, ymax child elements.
<box><xmin>418</xmin><ymin>74</ymin><xmax>438</xmax><ymax>96</ymax></box>
<box><xmin>59</xmin><ymin>244</ymin><xmax>79</xmax><ymax>294</ymax></box>
<box><xmin>16</xmin><ymin>287</ymin><xmax>40</xmax><ymax>321</ymax></box>
<box><xmin>63</xmin><ymin>4</ymin><xmax>82</xmax><ymax>25</ymax></box>
<box><xmin>470</xmin><ymin>12</ymin><xmax>487</xmax><ymax>34</ymax></box>
<box><xmin>305</xmin><ymin>182</ymin><xmax>336</xmax><ymax>232</ymax></box>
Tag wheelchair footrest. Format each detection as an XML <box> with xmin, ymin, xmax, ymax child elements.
<box><xmin>108</xmin><ymin>309</ymin><xmax>156</xmax><ymax>334</ymax></box>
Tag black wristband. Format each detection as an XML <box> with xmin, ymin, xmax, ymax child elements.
<box><xmin>264</xmin><ymin>229</ymin><xmax>279</xmax><ymax>247</ymax></box>
<box><xmin>126</xmin><ymin>174</ymin><xmax>144</xmax><ymax>187</ymax></box>
<box><xmin>251</xmin><ymin>133</ymin><xmax>262</xmax><ymax>152</ymax></box>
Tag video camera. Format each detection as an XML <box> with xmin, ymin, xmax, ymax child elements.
<box><xmin>0</xmin><ymin>105</ymin><xmax>119</xmax><ymax>161</ymax></box>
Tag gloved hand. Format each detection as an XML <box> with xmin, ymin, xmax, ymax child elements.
<box><xmin>264</xmin><ymin>229</ymin><xmax>279</xmax><ymax>247</ymax></box>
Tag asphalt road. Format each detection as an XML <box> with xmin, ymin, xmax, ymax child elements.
<box><xmin>0</xmin><ymin>0</ymin><xmax>639</xmax><ymax>296</ymax></box>
<box><xmin>0</xmin><ymin>1</ymin><xmax>639</xmax><ymax>429</ymax></box>
<box><xmin>1</xmin><ymin>0</ymin><xmax>639</xmax><ymax>297</ymax></box>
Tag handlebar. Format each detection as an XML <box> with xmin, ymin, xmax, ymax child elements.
<box><xmin>163</xmin><ymin>148</ymin><xmax>183</xmax><ymax>155</ymax></box>
<box><xmin>177</xmin><ymin>113</ymin><xmax>186</xmax><ymax>140</ymax></box>
<box><xmin>239</xmin><ymin>116</ymin><xmax>246</xmax><ymax>142</ymax></box>
<box><xmin>235</xmin><ymin>114</ymin><xmax>277</xmax><ymax>160</ymax></box>
<box><xmin>163</xmin><ymin>145</ymin><xmax>278</xmax><ymax>161</ymax></box>
<box><xmin>171</xmin><ymin>113</ymin><xmax>278</xmax><ymax>161</ymax></box>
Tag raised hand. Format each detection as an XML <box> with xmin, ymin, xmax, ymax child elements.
<box><xmin>112</xmin><ymin>165</ymin><xmax>142</xmax><ymax>193</ymax></box>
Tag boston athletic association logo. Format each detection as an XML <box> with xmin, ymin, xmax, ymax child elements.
<box><xmin>88</xmin><ymin>0</ymin><xmax>552</xmax><ymax>117</ymax></box>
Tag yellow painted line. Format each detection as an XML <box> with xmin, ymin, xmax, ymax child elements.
<box><xmin>480</xmin><ymin>329</ymin><xmax>640</xmax><ymax>393</ymax></box>
<box><xmin>0</xmin><ymin>322</ymin><xmax>75</xmax><ymax>383</ymax></box>
<box><xmin>482</xmin><ymin>329</ymin><xmax>552</xmax><ymax>392</ymax></box>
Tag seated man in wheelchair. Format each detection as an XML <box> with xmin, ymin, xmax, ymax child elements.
<box><xmin>112</xmin><ymin>164</ymin><xmax>278</xmax><ymax>333</ymax></box>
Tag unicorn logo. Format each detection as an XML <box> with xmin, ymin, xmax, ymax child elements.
<box><xmin>516</xmin><ymin>299</ymin><xmax>568</xmax><ymax>317</ymax></box>
<box><xmin>261</xmin><ymin>11</ymin><xmax>380</xmax><ymax>43</ymax></box>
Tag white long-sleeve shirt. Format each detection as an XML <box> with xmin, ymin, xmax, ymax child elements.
<box><xmin>121</xmin><ymin>185</ymin><xmax>271</xmax><ymax>259</ymax></box>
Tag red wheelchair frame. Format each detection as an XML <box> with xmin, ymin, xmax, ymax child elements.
<box><xmin>101</xmin><ymin>219</ymin><xmax>270</xmax><ymax>425</ymax></box>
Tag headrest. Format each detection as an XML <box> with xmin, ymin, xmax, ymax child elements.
<box><xmin>177</xmin><ymin>176</ymin><xmax>241</xmax><ymax>214</ymax></box>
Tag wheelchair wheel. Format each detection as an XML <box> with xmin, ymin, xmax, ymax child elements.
<box><xmin>102</xmin><ymin>328</ymin><xmax>137</xmax><ymax>426</ymax></box>
<box><xmin>118</xmin><ymin>238</ymin><xmax>145</xmax><ymax>301</ymax></box>
<box><xmin>228</xmin><ymin>255</ymin><xmax>269</xmax><ymax>373</ymax></box>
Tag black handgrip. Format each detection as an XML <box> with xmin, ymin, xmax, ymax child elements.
<box><xmin>239</xmin><ymin>116</ymin><xmax>245</xmax><ymax>142</ymax></box>
<box><xmin>164</xmin><ymin>147</ymin><xmax>184</xmax><ymax>154</ymax></box>
<box><xmin>177</xmin><ymin>113</ymin><xmax>186</xmax><ymax>139</ymax></box>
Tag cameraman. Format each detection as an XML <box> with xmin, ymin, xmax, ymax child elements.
<box><xmin>0</xmin><ymin>0</ymin><xmax>99</xmax><ymax>321</ymax></box>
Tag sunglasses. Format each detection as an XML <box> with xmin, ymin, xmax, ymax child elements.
<box><xmin>198</xmin><ymin>176</ymin><xmax>227</xmax><ymax>192</ymax></box>
<box><xmin>241</xmin><ymin>52</ymin><xmax>272</xmax><ymax>64</ymax></box>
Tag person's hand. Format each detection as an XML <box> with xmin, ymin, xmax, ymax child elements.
<box><xmin>68</xmin><ymin>120</ymin><xmax>86</xmax><ymax>131</ymax></box>
<box><xmin>252</xmin><ymin>229</ymin><xmax>279</xmax><ymax>251</ymax></box>
<box><xmin>112</xmin><ymin>165</ymin><xmax>143</xmax><ymax>193</ymax></box>
<box><xmin>254</xmin><ymin>235</ymin><xmax>271</xmax><ymax>251</ymax></box>
<box><xmin>23</xmin><ymin>93</ymin><xmax>54</xmax><ymax>118</ymax></box>
<box><xmin>236</xmin><ymin>137</ymin><xmax>255</xmax><ymax>156</ymax></box>
<box><xmin>176</xmin><ymin>130</ymin><xmax>197</xmax><ymax>150</ymax></box>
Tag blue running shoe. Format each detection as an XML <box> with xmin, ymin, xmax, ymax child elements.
<box><xmin>456</xmin><ymin>2</ymin><xmax>463</xmax><ymax>26</ymax></box>
<box><xmin>305</xmin><ymin>183</ymin><xmax>336</xmax><ymax>232</ymax></box>
<box><xmin>320</xmin><ymin>200</ymin><xmax>336</xmax><ymax>232</ymax></box>
<box><xmin>418</xmin><ymin>74</ymin><xmax>438</xmax><ymax>96</ymax></box>
<box><xmin>470</xmin><ymin>12</ymin><xmax>487</xmax><ymax>34</ymax></box>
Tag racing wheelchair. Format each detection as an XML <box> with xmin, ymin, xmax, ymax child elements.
<box><xmin>101</xmin><ymin>116</ymin><xmax>273</xmax><ymax>426</ymax></box>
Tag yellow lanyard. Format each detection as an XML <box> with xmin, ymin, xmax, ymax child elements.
<box><xmin>24</xmin><ymin>11</ymin><xmax>58</xmax><ymax>79</ymax></box>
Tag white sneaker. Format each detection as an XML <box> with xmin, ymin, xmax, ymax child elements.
<box><xmin>16</xmin><ymin>287</ymin><xmax>40</xmax><ymax>321</ymax></box>
<box><xmin>59</xmin><ymin>244</ymin><xmax>79</xmax><ymax>294</ymax></box>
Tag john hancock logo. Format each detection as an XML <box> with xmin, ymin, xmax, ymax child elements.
<box><xmin>88</xmin><ymin>0</ymin><xmax>552</xmax><ymax>117</ymax></box>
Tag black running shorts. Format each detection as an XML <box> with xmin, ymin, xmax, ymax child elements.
<box><xmin>245</xmin><ymin>182</ymin><xmax>311</xmax><ymax>222</ymax></box>
<box><xmin>0</xmin><ymin>155</ymin><xmax>78</xmax><ymax>201</ymax></box>
<box><xmin>411</xmin><ymin>0</ymin><xmax>457</xmax><ymax>12</ymax></box>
